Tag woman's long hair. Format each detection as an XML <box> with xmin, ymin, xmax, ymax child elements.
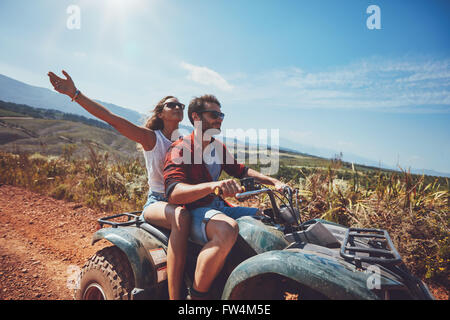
<box><xmin>144</xmin><ymin>95</ymin><xmax>176</xmax><ymax>130</ymax></box>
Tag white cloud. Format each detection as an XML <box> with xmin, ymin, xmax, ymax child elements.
<box><xmin>226</xmin><ymin>56</ymin><xmax>450</xmax><ymax>112</ymax></box>
<box><xmin>180</xmin><ymin>62</ymin><xmax>233</xmax><ymax>92</ymax></box>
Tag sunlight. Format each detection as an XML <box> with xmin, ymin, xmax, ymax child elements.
<box><xmin>77</xmin><ymin>0</ymin><xmax>161</xmax><ymax>33</ymax></box>
<box><xmin>104</xmin><ymin>0</ymin><xmax>144</xmax><ymax>16</ymax></box>
<box><xmin>102</xmin><ymin>0</ymin><xmax>146</xmax><ymax>24</ymax></box>
<box><xmin>90</xmin><ymin>0</ymin><xmax>150</xmax><ymax>48</ymax></box>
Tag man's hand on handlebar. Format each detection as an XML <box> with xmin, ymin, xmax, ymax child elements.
<box><xmin>274</xmin><ymin>181</ymin><xmax>290</xmax><ymax>194</ymax></box>
<box><xmin>212</xmin><ymin>179</ymin><xmax>244</xmax><ymax>198</ymax></box>
<box><xmin>212</xmin><ymin>177</ymin><xmax>291</xmax><ymax>201</ymax></box>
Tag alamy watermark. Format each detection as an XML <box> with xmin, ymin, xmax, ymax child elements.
<box><xmin>66</xmin><ymin>4</ymin><xmax>381</xmax><ymax>31</ymax></box>
<box><xmin>66</xmin><ymin>5</ymin><xmax>81</xmax><ymax>30</ymax></box>
<box><xmin>66</xmin><ymin>265</ymin><xmax>81</xmax><ymax>290</ymax></box>
<box><xmin>367</xmin><ymin>5</ymin><xmax>381</xmax><ymax>30</ymax></box>
<box><xmin>169</xmin><ymin>121</ymin><xmax>280</xmax><ymax>175</ymax></box>
<box><xmin>366</xmin><ymin>265</ymin><xmax>381</xmax><ymax>290</ymax></box>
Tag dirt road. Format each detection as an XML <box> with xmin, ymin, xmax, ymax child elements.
<box><xmin>0</xmin><ymin>185</ymin><xmax>108</xmax><ymax>300</ymax></box>
<box><xmin>0</xmin><ymin>184</ymin><xmax>447</xmax><ymax>300</ymax></box>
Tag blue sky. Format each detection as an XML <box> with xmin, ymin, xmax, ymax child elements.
<box><xmin>0</xmin><ymin>0</ymin><xmax>449</xmax><ymax>174</ymax></box>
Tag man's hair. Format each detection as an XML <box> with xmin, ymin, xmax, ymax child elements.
<box><xmin>188</xmin><ymin>94</ymin><xmax>221</xmax><ymax>125</ymax></box>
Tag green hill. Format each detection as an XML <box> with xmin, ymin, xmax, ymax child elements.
<box><xmin>0</xmin><ymin>101</ymin><xmax>140</xmax><ymax>161</ymax></box>
<box><xmin>1</xmin><ymin>100</ymin><xmax>447</xmax><ymax>188</ymax></box>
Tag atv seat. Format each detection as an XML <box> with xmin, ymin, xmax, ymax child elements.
<box><xmin>97</xmin><ymin>211</ymin><xmax>172</xmax><ymax>246</ymax></box>
<box><xmin>140</xmin><ymin>217</ymin><xmax>259</xmax><ymax>263</ymax></box>
<box><xmin>138</xmin><ymin>222</ymin><xmax>171</xmax><ymax>246</ymax></box>
<box><xmin>97</xmin><ymin>212</ymin><xmax>260</xmax><ymax>260</ymax></box>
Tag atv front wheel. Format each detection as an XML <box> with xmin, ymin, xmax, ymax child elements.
<box><xmin>75</xmin><ymin>246</ymin><xmax>135</xmax><ymax>300</ymax></box>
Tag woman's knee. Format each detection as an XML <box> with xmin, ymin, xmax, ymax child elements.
<box><xmin>143</xmin><ymin>202</ymin><xmax>163</xmax><ymax>222</ymax></box>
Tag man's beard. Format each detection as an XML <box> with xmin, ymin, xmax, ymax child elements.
<box><xmin>202</xmin><ymin>121</ymin><xmax>221</xmax><ymax>135</ymax></box>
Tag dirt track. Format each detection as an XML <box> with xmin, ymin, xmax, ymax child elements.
<box><xmin>0</xmin><ymin>184</ymin><xmax>448</xmax><ymax>300</ymax></box>
<box><xmin>0</xmin><ymin>185</ymin><xmax>108</xmax><ymax>300</ymax></box>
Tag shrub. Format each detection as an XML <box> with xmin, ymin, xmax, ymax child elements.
<box><xmin>0</xmin><ymin>150</ymin><xmax>448</xmax><ymax>289</ymax></box>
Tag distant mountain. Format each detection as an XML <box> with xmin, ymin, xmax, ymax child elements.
<box><xmin>0</xmin><ymin>100</ymin><xmax>115</xmax><ymax>131</ymax></box>
<box><xmin>2</xmin><ymin>73</ymin><xmax>449</xmax><ymax>178</ymax></box>
<box><xmin>0</xmin><ymin>74</ymin><xmax>146</xmax><ymax>126</ymax></box>
<box><xmin>278</xmin><ymin>136</ymin><xmax>450</xmax><ymax>178</ymax></box>
<box><xmin>279</xmin><ymin>136</ymin><xmax>382</xmax><ymax>166</ymax></box>
<box><xmin>411</xmin><ymin>168</ymin><xmax>450</xmax><ymax>178</ymax></box>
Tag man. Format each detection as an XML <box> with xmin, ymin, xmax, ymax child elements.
<box><xmin>163</xmin><ymin>94</ymin><xmax>286</xmax><ymax>299</ymax></box>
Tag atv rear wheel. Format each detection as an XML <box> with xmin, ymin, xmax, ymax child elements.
<box><xmin>75</xmin><ymin>246</ymin><xmax>135</xmax><ymax>300</ymax></box>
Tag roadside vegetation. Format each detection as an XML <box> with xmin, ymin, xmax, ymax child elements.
<box><xmin>1</xmin><ymin>102</ymin><xmax>448</xmax><ymax>292</ymax></box>
<box><xmin>270</xmin><ymin>159</ymin><xmax>449</xmax><ymax>289</ymax></box>
<box><xmin>1</xmin><ymin>148</ymin><xmax>448</xmax><ymax>291</ymax></box>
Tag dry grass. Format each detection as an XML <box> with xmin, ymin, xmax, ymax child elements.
<box><xmin>281</xmin><ymin>161</ymin><xmax>449</xmax><ymax>289</ymax></box>
<box><xmin>0</xmin><ymin>149</ymin><xmax>148</xmax><ymax>214</ymax></box>
<box><xmin>1</xmin><ymin>150</ymin><xmax>448</xmax><ymax>290</ymax></box>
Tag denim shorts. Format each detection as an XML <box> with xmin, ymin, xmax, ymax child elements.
<box><xmin>140</xmin><ymin>191</ymin><xmax>167</xmax><ymax>221</ymax></box>
<box><xmin>189</xmin><ymin>197</ymin><xmax>258</xmax><ymax>245</ymax></box>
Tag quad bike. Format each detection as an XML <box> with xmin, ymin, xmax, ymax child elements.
<box><xmin>74</xmin><ymin>178</ymin><xmax>434</xmax><ymax>300</ymax></box>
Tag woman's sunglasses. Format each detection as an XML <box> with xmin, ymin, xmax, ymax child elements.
<box><xmin>197</xmin><ymin>110</ymin><xmax>225</xmax><ymax>120</ymax></box>
<box><xmin>164</xmin><ymin>102</ymin><xmax>185</xmax><ymax>110</ymax></box>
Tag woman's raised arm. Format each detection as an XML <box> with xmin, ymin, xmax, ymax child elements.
<box><xmin>48</xmin><ymin>70</ymin><xmax>156</xmax><ymax>151</ymax></box>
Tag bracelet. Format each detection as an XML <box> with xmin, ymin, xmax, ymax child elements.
<box><xmin>71</xmin><ymin>89</ymin><xmax>80</xmax><ymax>102</ymax></box>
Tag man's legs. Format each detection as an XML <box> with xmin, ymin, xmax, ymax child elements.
<box><xmin>189</xmin><ymin>203</ymin><xmax>259</xmax><ymax>297</ymax></box>
<box><xmin>192</xmin><ymin>213</ymin><xmax>239</xmax><ymax>294</ymax></box>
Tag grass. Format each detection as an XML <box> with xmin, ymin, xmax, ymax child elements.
<box><xmin>272</xmin><ymin>160</ymin><xmax>449</xmax><ymax>289</ymax></box>
<box><xmin>1</xmin><ymin>149</ymin><xmax>448</xmax><ymax>290</ymax></box>
<box><xmin>0</xmin><ymin>108</ymin><xmax>28</xmax><ymax>117</ymax></box>
<box><xmin>0</xmin><ymin>149</ymin><xmax>148</xmax><ymax>213</ymax></box>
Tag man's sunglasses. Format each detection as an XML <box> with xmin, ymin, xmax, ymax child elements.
<box><xmin>164</xmin><ymin>102</ymin><xmax>185</xmax><ymax>110</ymax></box>
<box><xmin>197</xmin><ymin>110</ymin><xmax>225</xmax><ymax>120</ymax></box>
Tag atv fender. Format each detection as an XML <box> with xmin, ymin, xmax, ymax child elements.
<box><xmin>92</xmin><ymin>226</ymin><xmax>166</xmax><ymax>289</ymax></box>
<box><xmin>222</xmin><ymin>250</ymin><xmax>381</xmax><ymax>300</ymax></box>
<box><xmin>236</xmin><ymin>216</ymin><xmax>289</xmax><ymax>254</ymax></box>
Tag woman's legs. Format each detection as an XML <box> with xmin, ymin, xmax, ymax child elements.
<box><xmin>143</xmin><ymin>202</ymin><xmax>191</xmax><ymax>300</ymax></box>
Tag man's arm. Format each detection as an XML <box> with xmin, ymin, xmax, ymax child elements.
<box><xmin>221</xmin><ymin>143</ymin><xmax>287</xmax><ymax>192</ymax></box>
<box><xmin>164</xmin><ymin>141</ymin><xmax>214</xmax><ymax>205</ymax></box>
<box><xmin>169</xmin><ymin>179</ymin><xmax>244</xmax><ymax>205</ymax></box>
<box><xmin>245</xmin><ymin>168</ymin><xmax>278</xmax><ymax>185</ymax></box>
<box><xmin>165</xmin><ymin>140</ymin><xmax>246</xmax><ymax>204</ymax></box>
<box><xmin>244</xmin><ymin>168</ymin><xmax>287</xmax><ymax>192</ymax></box>
<box><xmin>168</xmin><ymin>182</ymin><xmax>215</xmax><ymax>205</ymax></box>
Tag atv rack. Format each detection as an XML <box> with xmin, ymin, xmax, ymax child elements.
<box><xmin>340</xmin><ymin>228</ymin><xmax>402</xmax><ymax>267</ymax></box>
<box><xmin>97</xmin><ymin>211</ymin><xmax>170</xmax><ymax>245</ymax></box>
<box><xmin>97</xmin><ymin>211</ymin><xmax>141</xmax><ymax>228</ymax></box>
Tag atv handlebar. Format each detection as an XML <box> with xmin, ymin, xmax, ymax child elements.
<box><xmin>235</xmin><ymin>182</ymin><xmax>300</xmax><ymax>226</ymax></box>
<box><xmin>239</xmin><ymin>187</ymin><xmax>284</xmax><ymax>224</ymax></box>
<box><xmin>235</xmin><ymin>188</ymin><xmax>272</xmax><ymax>199</ymax></box>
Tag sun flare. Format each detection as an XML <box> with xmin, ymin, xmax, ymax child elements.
<box><xmin>103</xmin><ymin>0</ymin><xmax>145</xmax><ymax>20</ymax></box>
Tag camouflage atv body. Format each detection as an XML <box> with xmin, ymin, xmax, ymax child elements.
<box><xmin>75</xmin><ymin>185</ymin><xmax>434</xmax><ymax>300</ymax></box>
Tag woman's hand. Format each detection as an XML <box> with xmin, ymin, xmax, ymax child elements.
<box><xmin>48</xmin><ymin>70</ymin><xmax>77</xmax><ymax>98</ymax></box>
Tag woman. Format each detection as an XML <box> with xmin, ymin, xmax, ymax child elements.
<box><xmin>47</xmin><ymin>70</ymin><xmax>190</xmax><ymax>300</ymax></box>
